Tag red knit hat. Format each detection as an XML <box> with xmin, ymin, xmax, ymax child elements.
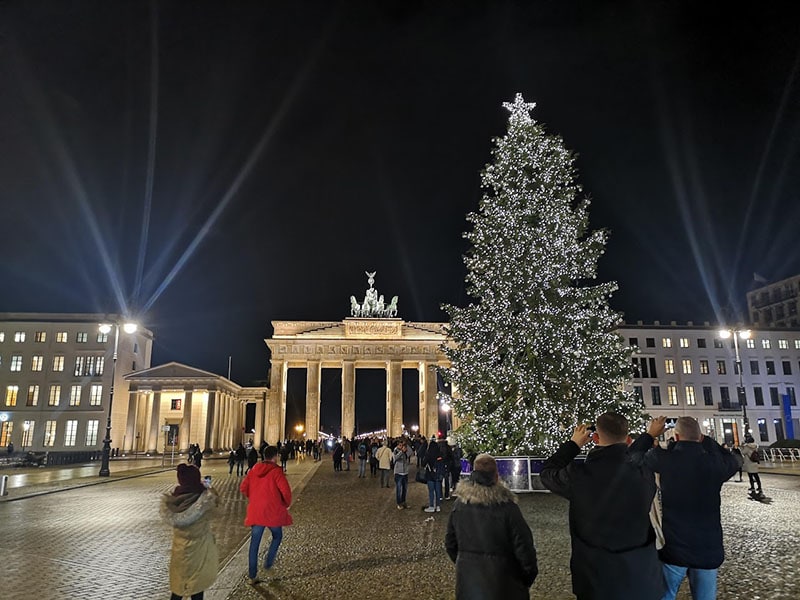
<box><xmin>173</xmin><ymin>463</ymin><xmax>205</xmax><ymax>496</ymax></box>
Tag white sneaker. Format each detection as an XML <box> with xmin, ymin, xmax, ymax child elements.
<box><xmin>435</xmin><ymin>506</ymin><xmax>441</xmax><ymax>512</ymax></box>
<box><xmin>424</xmin><ymin>506</ymin><xmax>436</xmax><ymax>513</ymax></box>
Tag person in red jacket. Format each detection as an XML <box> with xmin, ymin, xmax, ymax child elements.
<box><xmin>239</xmin><ymin>445</ymin><xmax>293</xmax><ymax>585</ymax></box>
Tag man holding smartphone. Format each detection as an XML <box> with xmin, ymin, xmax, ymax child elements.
<box><xmin>541</xmin><ymin>412</ymin><xmax>663</xmax><ymax>600</ymax></box>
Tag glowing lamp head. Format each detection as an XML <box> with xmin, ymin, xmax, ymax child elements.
<box><xmin>718</xmin><ymin>329</ymin><xmax>731</xmax><ymax>339</ymax></box>
<box><xmin>123</xmin><ymin>323</ymin><xmax>138</xmax><ymax>334</ymax></box>
<box><xmin>99</xmin><ymin>323</ymin><xmax>112</xmax><ymax>335</ymax></box>
<box><xmin>738</xmin><ymin>330</ymin><xmax>751</xmax><ymax>340</ymax></box>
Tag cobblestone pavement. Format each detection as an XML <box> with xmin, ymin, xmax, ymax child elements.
<box><xmin>2</xmin><ymin>457</ymin><xmax>798</xmax><ymax>600</ymax></box>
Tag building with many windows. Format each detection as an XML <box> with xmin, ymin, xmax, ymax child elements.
<box><xmin>620</xmin><ymin>321</ymin><xmax>799</xmax><ymax>446</ymax></box>
<box><xmin>747</xmin><ymin>274</ymin><xmax>800</xmax><ymax>328</ymax></box>
<box><xmin>0</xmin><ymin>313</ymin><xmax>153</xmax><ymax>456</ymax></box>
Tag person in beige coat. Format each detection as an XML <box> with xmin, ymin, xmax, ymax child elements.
<box><xmin>161</xmin><ymin>464</ymin><xmax>219</xmax><ymax>600</ymax></box>
<box><xmin>740</xmin><ymin>435</ymin><xmax>763</xmax><ymax>494</ymax></box>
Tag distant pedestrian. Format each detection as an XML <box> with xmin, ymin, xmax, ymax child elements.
<box><xmin>240</xmin><ymin>446</ymin><xmax>292</xmax><ymax>585</ymax></box>
<box><xmin>279</xmin><ymin>443</ymin><xmax>291</xmax><ymax>473</ymax></box>
<box><xmin>332</xmin><ymin>442</ymin><xmax>343</xmax><ymax>471</ymax></box>
<box><xmin>161</xmin><ymin>464</ymin><xmax>219</xmax><ymax>600</ymax></box>
<box><xmin>7</xmin><ymin>442</ymin><xmax>14</xmax><ymax>455</ymax></box>
<box><xmin>193</xmin><ymin>445</ymin><xmax>202</xmax><ymax>469</ymax></box>
<box><xmin>247</xmin><ymin>447</ymin><xmax>259</xmax><ymax>473</ymax></box>
<box><xmin>342</xmin><ymin>437</ymin><xmax>351</xmax><ymax>471</ymax></box>
<box><xmin>235</xmin><ymin>444</ymin><xmax>247</xmax><ymax>476</ymax></box>
<box><xmin>423</xmin><ymin>436</ymin><xmax>445</xmax><ymax>513</ymax></box>
<box><xmin>445</xmin><ymin>453</ymin><xmax>538</xmax><ymax>599</ymax></box>
<box><xmin>740</xmin><ymin>435</ymin><xmax>762</xmax><ymax>495</ymax></box>
<box><xmin>357</xmin><ymin>440</ymin><xmax>368</xmax><ymax>478</ymax></box>
<box><xmin>393</xmin><ymin>439</ymin><xmax>412</xmax><ymax>508</ymax></box>
<box><xmin>376</xmin><ymin>440</ymin><xmax>393</xmax><ymax>488</ymax></box>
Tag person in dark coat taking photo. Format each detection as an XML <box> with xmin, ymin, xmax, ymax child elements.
<box><xmin>445</xmin><ymin>453</ymin><xmax>538</xmax><ymax>600</ymax></box>
<box><xmin>541</xmin><ymin>412</ymin><xmax>663</xmax><ymax>600</ymax></box>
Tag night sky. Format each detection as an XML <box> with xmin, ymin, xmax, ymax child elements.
<box><xmin>2</xmin><ymin>2</ymin><xmax>799</xmax><ymax>431</ymax></box>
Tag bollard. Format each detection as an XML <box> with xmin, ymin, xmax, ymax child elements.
<box><xmin>0</xmin><ymin>474</ymin><xmax>8</xmax><ymax>496</ymax></box>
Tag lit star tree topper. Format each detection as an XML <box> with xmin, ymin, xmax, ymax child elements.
<box><xmin>440</xmin><ymin>93</ymin><xmax>640</xmax><ymax>456</ymax></box>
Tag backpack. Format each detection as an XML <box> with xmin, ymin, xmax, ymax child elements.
<box><xmin>750</xmin><ymin>449</ymin><xmax>759</xmax><ymax>463</ymax></box>
<box><xmin>358</xmin><ymin>444</ymin><xmax>367</xmax><ymax>459</ymax></box>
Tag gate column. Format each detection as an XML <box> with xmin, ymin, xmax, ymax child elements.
<box><xmin>387</xmin><ymin>360</ymin><xmax>402</xmax><ymax>437</ymax></box>
<box><xmin>342</xmin><ymin>361</ymin><xmax>355</xmax><ymax>439</ymax></box>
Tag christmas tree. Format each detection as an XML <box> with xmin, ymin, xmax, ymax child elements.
<box><xmin>441</xmin><ymin>94</ymin><xmax>639</xmax><ymax>455</ymax></box>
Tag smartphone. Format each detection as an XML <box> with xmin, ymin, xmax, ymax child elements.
<box><xmin>204</xmin><ymin>475</ymin><xmax>212</xmax><ymax>488</ymax></box>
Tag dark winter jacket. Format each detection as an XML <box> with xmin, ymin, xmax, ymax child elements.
<box><xmin>634</xmin><ymin>433</ymin><xmax>740</xmax><ymax>569</ymax></box>
<box><xmin>541</xmin><ymin>440</ymin><xmax>663</xmax><ymax>600</ymax></box>
<box><xmin>445</xmin><ymin>472</ymin><xmax>537</xmax><ymax>600</ymax></box>
<box><xmin>423</xmin><ymin>441</ymin><xmax>446</xmax><ymax>480</ymax></box>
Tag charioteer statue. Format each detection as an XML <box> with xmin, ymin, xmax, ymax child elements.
<box><xmin>350</xmin><ymin>271</ymin><xmax>399</xmax><ymax>318</ymax></box>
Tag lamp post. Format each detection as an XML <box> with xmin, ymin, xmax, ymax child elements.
<box><xmin>719</xmin><ymin>328</ymin><xmax>752</xmax><ymax>439</ymax></box>
<box><xmin>98</xmin><ymin>321</ymin><xmax>137</xmax><ymax>477</ymax></box>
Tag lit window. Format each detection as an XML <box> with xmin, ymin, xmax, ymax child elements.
<box><xmin>0</xmin><ymin>332</ymin><xmax>4</xmax><ymax>342</ymax></box>
<box><xmin>56</xmin><ymin>331</ymin><xmax>68</xmax><ymax>343</ymax></box>
<box><xmin>171</xmin><ymin>398</ymin><xmax>182</xmax><ymax>410</ymax></box>
<box><xmin>31</xmin><ymin>355</ymin><xmax>43</xmax><ymax>371</ymax></box>
<box><xmin>664</xmin><ymin>359</ymin><xmax>675</xmax><ymax>374</ymax></box>
<box><xmin>43</xmin><ymin>421</ymin><xmax>57</xmax><ymax>447</ymax></box>
<box><xmin>0</xmin><ymin>422</ymin><xmax>12</xmax><ymax>447</ymax></box>
<box><xmin>10</xmin><ymin>355</ymin><xmax>22</xmax><ymax>372</ymax></box>
<box><xmin>48</xmin><ymin>385</ymin><xmax>61</xmax><ymax>406</ymax></box>
<box><xmin>699</xmin><ymin>360</ymin><xmax>709</xmax><ymax>374</ymax></box>
<box><xmin>86</xmin><ymin>420</ymin><xmax>99</xmax><ymax>446</ymax></box>
<box><xmin>14</xmin><ymin>331</ymin><xmax>26</xmax><ymax>342</ymax></box>
<box><xmin>679</xmin><ymin>338</ymin><xmax>689</xmax><ymax>348</ymax></box>
<box><xmin>717</xmin><ymin>360</ymin><xmax>727</xmax><ymax>375</ymax></box>
<box><xmin>746</xmin><ymin>339</ymin><xmax>755</xmax><ymax>349</ymax></box>
<box><xmin>762</xmin><ymin>339</ymin><xmax>771</xmax><ymax>349</ymax></box>
<box><xmin>779</xmin><ymin>339</ymin><xmax>788</xmax><ymax>349</ymax></box>
<box><xmin>662</xmin><ymin>337</ymin><xmax>672</xmax><ymax>348</ymax></box>
<box><xmin>64</xmin><ymin>420</ymin><xmax>78</xmax><ymax>447</ymax></box>
<box><xmin>685</xmin><ymin>386</ymin><xmax>696</xmax><ymax>406</ymax></box>
<box><xmin>97</xmin><ymin>331</ymin><xmax>108</xmax><ymax>343</ymax></box>
<box><xmin>22</xmin><ymin>421</ymin><xmax>34</xmax><ymax>447</ymax></box>
<box><xmin>795</xmin><ymin>340</ymin><xmax>800</xmax><ymax>350</ymax></box>
<box><xmin>667</xmin><ymin>385</ymin><xmax>678</xmax><ymax>405</ymax></box>
<box><xmin>90</xmin><ymin>385</ymin><xmax>103</xmax><ymax>406</ymax></box>
<box><xmin>69</xmin><ymin>385</ymin><xmax>81</xmax><ymax>406</ymax></box>
<box><xmin>76</xmin><ymin>332</ymin><xmax>88</xmax><ymax>343</ymax></box>
<box><xmin>96</xmin><ymin>356</ymin><xmax>105</xmax><ymax>376</ymax></box>
<box><xmin>682</xmin><ymin>359</ymin><xmax>692</xmax><ymax>374</ymax></box>
<box><xmin>27</xmin><ymin>385</ymin><xmax>39</xmax><ymax>406</ymax></box>
<box><xmin>52</xmin><ymin>355</ymin><xmax>65</xmax><ymax>372</ymax></box>
<box><xmin>34</xmin><ymin>331</ymin><xmax>46</xmax><ymax>342</ymax></box>
<box><xmin>5</xmin><ymin>385</ymin><xmax>19</xmax><ymax>407</ymax></box>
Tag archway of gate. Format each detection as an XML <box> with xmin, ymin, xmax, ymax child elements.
<box><xmin>264</xmin><ymin>319</ymin><xmax>451</xmax><ymax>443</ymax></box>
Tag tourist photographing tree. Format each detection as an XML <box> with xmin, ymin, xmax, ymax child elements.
<box><xmin>441</xmin><ymin>94</ymin><xmax>640</xmax><ymax>455</ymax></box>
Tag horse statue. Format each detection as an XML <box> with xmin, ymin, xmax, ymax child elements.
<box><xmin>350</xmin><ymin>296</ymin><xmax>361</xmax><ymax>317</ymax></box>
<box><xmin>386</xmin><ymin>295</ymin><xmax>398</xmax><ymax>317</ymax></box>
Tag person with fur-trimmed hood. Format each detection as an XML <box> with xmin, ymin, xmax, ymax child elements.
<box><xmin>445</xmin><ymin>453</ymin><xmax>538</xmax><ymax>599</ymax></box>
<box><xmin>161</xmin><ymin>463</ymin><xmax>219</xmax><ymax>600</ymax></box>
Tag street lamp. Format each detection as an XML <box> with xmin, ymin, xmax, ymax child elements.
<box><xmin>719</xmin><ymin>328</ymin><xmax>752</xmax><ymax>439</ymax></box>
<box><xmin>295</xmin><ymin>423</ymin><xmax>304</xmax><ymax>438</ymax></box>
<box><xmin>98</xmin><ymin>321</ymin><xmax>137</xmax><ymax>477</ymax></box>
<box><xmin>440</xmin><ymin>401</ymin><xmax>452</xmax><ymax>433</ymax></box>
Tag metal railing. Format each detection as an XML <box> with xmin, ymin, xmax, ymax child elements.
<box><xmin>460</xmin><ymin>456</ymin><xmax>586</xmax><ymax>493</ymax></box>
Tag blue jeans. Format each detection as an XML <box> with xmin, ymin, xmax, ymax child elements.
<box><xmin>358</xmin><ymin>458</ymin><xmax>366</xmax><ymax>477</ymax></box>
<box><xmin>662</xmin><ymin>563</ymin><xmax>717</xmax><ymax>600</ymax></box>
<box><xmin>248</xmin><ymin>525</ymin><xmax>283</xmax><ymax>579</ymax></box>
<box><xmin>395</xmin><ymin>473</ymin><xmax>408</xmax><ymax>505</ymax></box>
<box><xmin>426</xmin><ymin>478</ymin><xmax>442</xmax><ymax>507</ymax></box>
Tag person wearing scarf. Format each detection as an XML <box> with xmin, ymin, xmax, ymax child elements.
<box><xmin>161</xmin><ymin>463</ymin><xmax>219</xmax><ymax>600</ymax></box>
<box><xmin>445</xmin><ymin>453</ymin><xmax>538</xmax><ymax>599</ymax></box>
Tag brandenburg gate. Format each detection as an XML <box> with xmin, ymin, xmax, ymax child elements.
<box><xmin>264</xmin><ymin>273</ymin><xmax>450</xmax><ymax>442</ymax></box>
